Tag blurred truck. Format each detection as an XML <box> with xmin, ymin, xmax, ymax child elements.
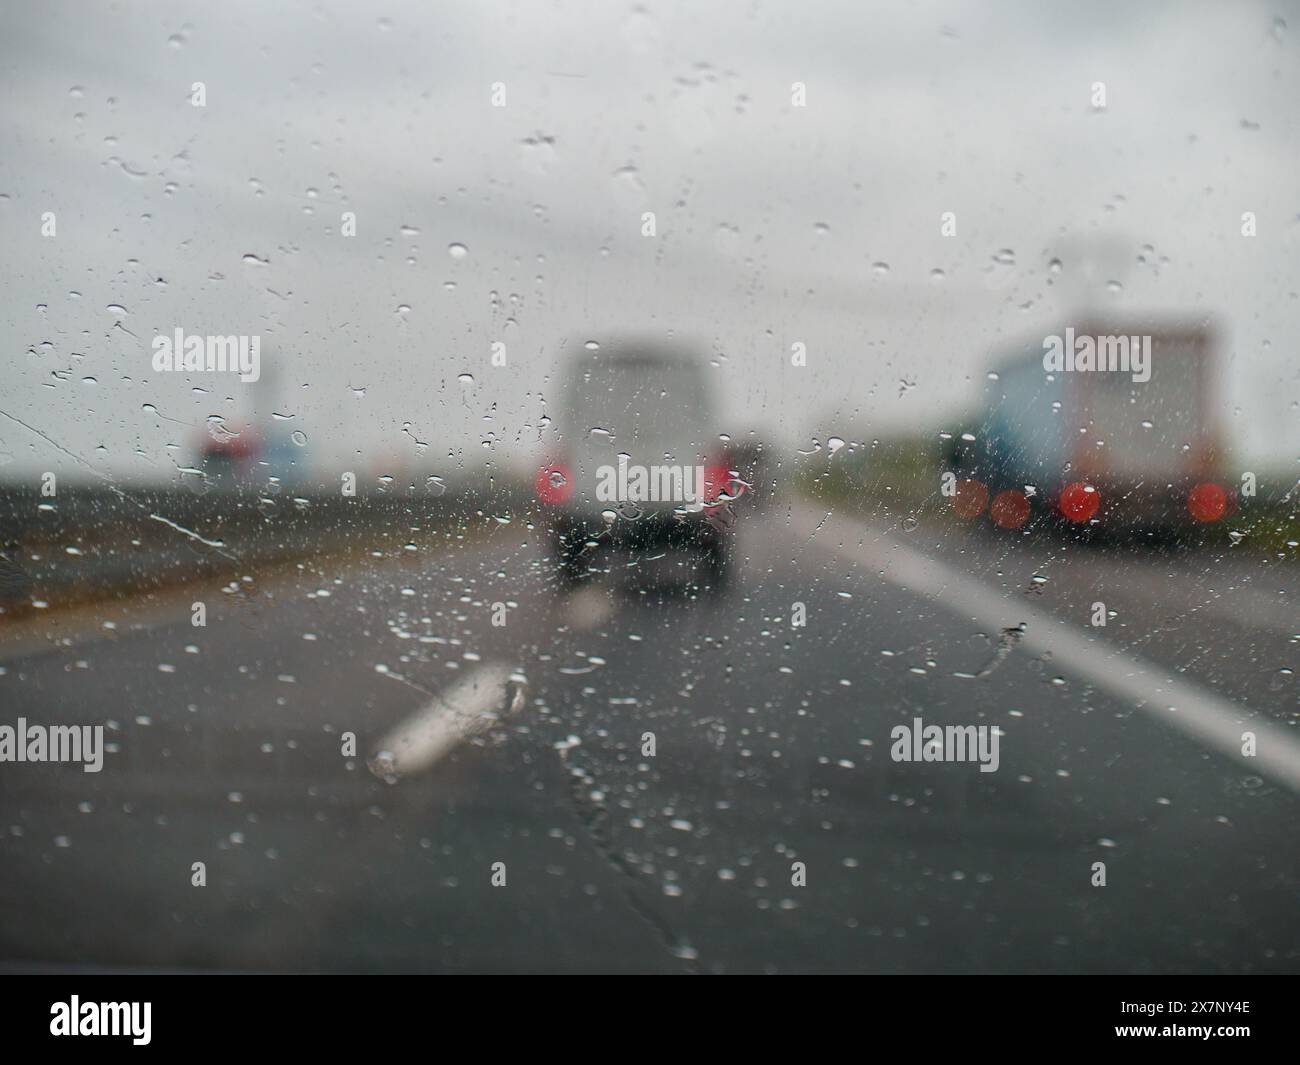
<box><xmin>946</xmin><ymin>316</ymin><xmax>1233</xmax><ymax>533</ymax></box>
<box><xmin>534</xmin><ymin>335</ymin><xmax>741</xmax><ymax>588</ymax></box>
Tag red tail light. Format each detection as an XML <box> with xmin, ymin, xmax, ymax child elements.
<box><xmin>535</xmin><ymin>461</ymin><xmax>573</xmax><ymax>505</ymax></box>
<box><xmin>703</xmin><ymin>448</ymin><xmax>744</xmax><ymax>505</ymax></box>
<box><xmin>1187</xmin><ymin>482</ymin><xmax>1227</xmax><ymax>523</ymax></box>
<box><xmin>989</xmin><ymin>489</ymin><xmax>1031</xmax><ymax>529</ymax></box>
<box><xmin>951</xmin><ymin>478</ymin><xmax>989</xmax><ymax>519</ymax></box>
<box><xmin>702</xmin><ymin>464</ymin><xmax>731</xmax><ymax>504</ymax></box>
<box><xmin>1058</xmin><ymin>482</ymin><xmax>1100</xmax><ymax>523</ymax></box>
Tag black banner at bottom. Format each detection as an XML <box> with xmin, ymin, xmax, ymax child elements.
<box><xmin>0</xmin><ymin>974</ymin><xmax>1288</xmax><ymax>1052</ymax></box>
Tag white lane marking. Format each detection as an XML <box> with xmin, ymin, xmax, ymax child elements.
<box><xmin>794</xmin><ymin>504</ymin><xmax>1300</xmax><ymax>793</ymax></box>
<box><xmin>369</xmin><ymin>662</ymin><xmax>524</xmax><ymax>781</ymax></box>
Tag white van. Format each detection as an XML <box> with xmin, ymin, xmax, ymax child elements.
<box><xmin>535</xmin><ymin>336</ymin><xmax>740</xmax><ymax>587</ymax></box>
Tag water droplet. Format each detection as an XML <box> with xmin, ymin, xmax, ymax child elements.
<box><xmin>447</xmin><ymin>243</ymin><xmax>468</xmax><ymax>260</ymax></box>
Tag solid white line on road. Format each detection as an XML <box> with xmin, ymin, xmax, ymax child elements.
<box><xmin>794</xmin><ymin>504</ymin><xmax>1300</xmax><ymax>793</ymax></box>
<box><xmin>369</xmin><ymin>662</ymin><xmax>524</xmax><ymax>781</ymax></box>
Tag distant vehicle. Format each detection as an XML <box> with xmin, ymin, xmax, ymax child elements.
<box><xmin>536</xmin><ymin>336</ymin><xmax>741</xmax><ymax>587</ymax></box>
<box><xmin>950</xmin><ymin>316</ymin><xmax>1232</xmax><ymax>533</ymax></box>
<box><xmin>197</xmin><ymin>424</ymin><xmax>264</xmax><ymax>488</ymax></box>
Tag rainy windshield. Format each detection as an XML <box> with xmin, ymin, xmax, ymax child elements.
<box><xmin>1</xmin><ymin>0</ymin><xmax>1297</xmax><ymax>977</ymax></box>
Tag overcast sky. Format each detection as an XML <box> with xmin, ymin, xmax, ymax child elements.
<box><xmin>2</xmin><ymin>0</ymin><xmax>1298</xmax><ymax>487</ymax></box>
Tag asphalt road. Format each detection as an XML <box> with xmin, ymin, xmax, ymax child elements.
<box><xmin>1</xmin><ymin>500</ymin><xmax>1296</xmax><ymax>973</ymax></box>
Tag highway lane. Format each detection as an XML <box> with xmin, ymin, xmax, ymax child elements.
<box><xmin>1</xmin><ymin>503</ymin><xmax>1296</xmax><ymax>972</ymax></box>
<box><xmin>869</xmin><ymin>508</ymin><xmax>1299</xmax><ymax>723</ymax></box>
